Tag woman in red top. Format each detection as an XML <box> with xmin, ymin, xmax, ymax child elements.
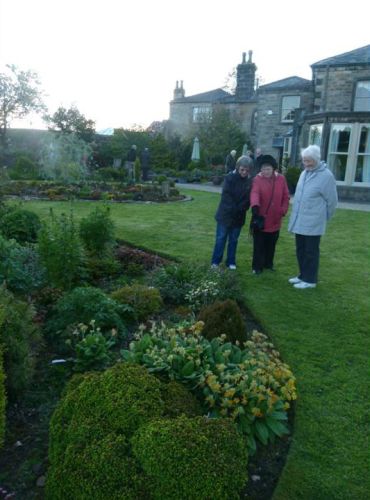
<box><xmin>249</xmin><ymin>155</ymin><xmax>290</xmax><ymax>274</ymax></box>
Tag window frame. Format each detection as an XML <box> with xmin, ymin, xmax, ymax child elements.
<box><xmin>281</xmin><ymin>95</ymin><xmax>301</xmax><ymax>123</ymax></box>
<box><xmin>353</xmin><ymin>80</ymin><xmax>370</xmax><ymax>112</ymax></box>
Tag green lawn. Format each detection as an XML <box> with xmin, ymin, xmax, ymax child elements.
<box><xmin>15</xmin><ymin>191</ymin><xmax>369</xmax><ymax>499</ymax></box>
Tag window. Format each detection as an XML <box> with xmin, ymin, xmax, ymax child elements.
<box><xmin>354</xmin><ymin>81</ymin><xmax>370</xmax><ymax>111</ymax></box>
<box><xmin>309</xmin><ymin>124</ymin><xmax>323</xmax><ymax>147</ymax></box>
<box><xmin>327</xmin><ymin>123</ymin><xmax>370</xmax><ymax>184</ymax></box>
<box><xmin>281</xmin><ymin>96</ymin><xmax>300</xmax><ymax>122</ymax></box>
<box><xmin>192</xmin><ymin>106</ymin><xmax>212</xmax><ymax>123</ymax></box>
<box><xmin>327</xmin><ymin>125</ymin><xmax>352</xmax><ymax>181</ymax></box>
<box><xmin>355</xmin><ymin>125</ymin><xmax>370</xmax><ymax>182</ymax></box>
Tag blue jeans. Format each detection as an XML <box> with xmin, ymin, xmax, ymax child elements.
<box><xmin>211</xmin><ymin>223</ymin><xmax>242</xmax><ymax>266</ymax></box>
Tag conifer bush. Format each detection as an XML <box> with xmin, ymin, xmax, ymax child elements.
<box><xmin>132</xmin><ymin>415</ymin><xmax>248</xmax><ymax>499</ymax></box>
<box><xmin>198</xmin><ymin>299</ymin><xmax>246</xmax><ymax>343</ymax></box>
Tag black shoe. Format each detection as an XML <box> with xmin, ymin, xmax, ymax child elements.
<box><xmin>252</xmin><ymin>269</ymin><xmax>262</xmax><ymax>275</ymax></box>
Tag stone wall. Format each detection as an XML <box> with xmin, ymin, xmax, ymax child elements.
<box><xmin>313</xmin><ymin>66</ymin><xmax>370</xmax><ymax>112</ymax></box>
<box><xmin>256</xmin><ymin>89</ymin><xmax>313</xmax><ymax>155</ymax></box>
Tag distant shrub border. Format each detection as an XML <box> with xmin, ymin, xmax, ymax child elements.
<box><xmin>0</xmin><ymin>180</ymin><xmax>187</xmax><ymax>203</ymax></box>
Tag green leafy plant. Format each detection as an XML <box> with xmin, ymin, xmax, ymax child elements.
<box><xmin>132</xmin><ymin>415</ymin><xmax>248</xmax><ymax>500</ymax></box>
<box><xmin>0</xmin><ymin>286</ymin><xmax>42</xmax><ymax>400</ymax></box>
<box><xmin>122</xmin><ymin>321</ymin><xmax>296</xmax><ymax>454</ymax></box>
<box><xmin>111</xmin><ymin>284</ymin><xmax>163</xmax><ymax>321</ymax></box>
<box><xmin>284</xmin><ymin>166</ymin><xmax>301</xmax><ymax>193</ymax></box>
<box><xmin>46</xmin><ymin>286</ymin><xmax>131</xmax><ymax>347</ymax></box>
<box><xmin>79</xmin><ymin>207</ymin><xmax>115</xmax><ymax>257</ymax></box>
<box><xmin>68</xmin><ymin>321</ymin><xmax>116</xmax><ymax>372</ymax></box>
<box><xmin>38</xmin><ymin>210</ymin><xmax>87</xmax><ymax>290</ymax></box>
<box><xmin>1</xmin><ymin>208</ymin><xmax>41</xmax><ymax>244</ymax></box>
<box><xmin>0</xmin><ymin>307</ymin><xmax>6</xmax><ymax>448</ymax></box>
<box><xmin>0</xmin><ymin>235</ymin><xmax>46</xmax><ymax>295</ymax></box>
<box><xmin>10</xmin><ymin>155</ymin><xmax>40</xmax><ymax>180</ymax></box>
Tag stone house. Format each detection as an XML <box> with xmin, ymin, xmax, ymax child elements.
<box><xmin>168</xmin><ymin>45</ymin><xmax>370</xmax><ymax>200</ymax></box>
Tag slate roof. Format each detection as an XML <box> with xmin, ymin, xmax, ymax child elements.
<box><xmin>311</xmin><ymin>45</ymin><xmax>370</xmax><ymax>67</ymax></box>
<box><xmin>174</xmin><ymin>88</ymin><xmax>230</xmax><ymax>103</ymax></box>
<box><xmin>258</xmin><ymin>76</ymin><xmax>312</xmax><ymax>91</ymax></box>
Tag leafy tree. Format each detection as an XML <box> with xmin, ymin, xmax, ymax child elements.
<box><xmin>194</xmin><ymin>108</ymin><xmax>250</xmax><ymax>166</ymax></box>
<box><xmin>45</xmin><ymin>105</ymin><xmax>96</xmax><ymax>142</ymax></box>
<box><xmin>0</xmin><ymin>64</ymin><xmax>46</xmax><ymax>149</ymax></box>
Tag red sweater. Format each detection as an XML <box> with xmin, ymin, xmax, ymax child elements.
<box><xmin>250</xmin><ymin>173</ymin><xmax>290</xmax><ymax>232</ymax></box>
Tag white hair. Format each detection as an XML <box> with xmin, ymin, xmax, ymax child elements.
<box><xmin>301</xmin><ymin>145</ymin><xmax>321</xmax><ymax>165</ymax></box>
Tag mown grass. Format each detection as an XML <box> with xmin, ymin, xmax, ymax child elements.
<box><xmin>12</xmin><ymin>191</ymin><xmax>369</xmax><ymax>499</ymax></box>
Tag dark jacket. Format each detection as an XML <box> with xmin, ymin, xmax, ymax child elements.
<box><xmin>127</xmin><ymin>148</ymin><xmax>137</xmax><ymax>162</ymax></box>
<box><xmin>225</xmin><ymin>153</ymin><xmax>236</xmax><ymax>173</ymax></box>
<box><xmin>215</xmin><ymin>171</ymin><xmax>252</xmax><ymax>227</ymax></box>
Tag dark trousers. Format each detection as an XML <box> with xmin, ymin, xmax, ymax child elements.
<box><xmin>252</xmin><ymin>230</ymin><xmax>280</xmax><ymax>271</ymax></box>
<box><xmin>295</xmin><ymin>234</ymin><xmax>321</xmax><ymax>284</ymax></box>
<box><xmin>211</xmin><ymin>223</ymin><xmax>242</xmax><ymax>266</ymax></box>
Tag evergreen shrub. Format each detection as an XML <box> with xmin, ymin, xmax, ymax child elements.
<box><xmin>0</xmin><ymin>235</ymin><xmax>46</xmax><ymax>295</ymax></box>
<box><xmin>46</xmin><ymin>433</ymin><xmax>147</xmax><ymax>500</ymax></box>
<box><xmin>1</xmin><ymin>208</ymin><xmax>41</xmax><ymax>244</ymax></box>
<box><xmin>47</xmin><ymin>363</ymin><xmax>165</xmax><ymax>495</ymax></box>
<box><xmin>0</xmin><ymin>308</ymin><xmax>6</xmax><ymax>448</ymax></box>
<box><xmin>79</xmin><ymin>207</ymin><xmax>115</xmax><ymax>257</ymax></box>
<box><xmin>160</xmin><ymin>380</ymin><xmax>203</xmax><ymax>418</ymax></box>
<box><xmin>132</xmin><ymin>415</ymin><xmax>248</xmax><ymax>500</ymax></box>
<box><xmin>198</xmin><ymin>299</ymin><xmax>246</xmax><ymax>343</ymax></box>
<box><xmin>38</xmin><ymin>211</ymin><xmax>86</xmax><ymax>290</ymax></box>
<box><xmin>0</xmin><ymin>286</ymin><xmax>42</xmax><ymax>400</ymax></box>
<box><xmin>111</xmin><ymin>284</ymin><xmax>163</xmax><ymax>321</ymax></box>
<box><xmin>46</xmin><ymin>286</ymin><xmax>131</xmax><ymax>346</ymax></box>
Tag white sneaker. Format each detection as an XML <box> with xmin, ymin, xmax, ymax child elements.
<box><xmin>228</xmin><ymin>265</ymin><xmax>237</xmax><ymax>270</ymax></box>
<box><xmin>293</xmin><ymin>281</ymin><xmax>316</xmax><ymax>289</ymax></box>
<box><xmin>288</xmin><ymin>276</ymin><xmax>301</xmax><ymax>284</ymax></box>
<box><xmin>211</xmin><ymin>264</ymin><xmax>219</xmax><ymax>269</ymax></box>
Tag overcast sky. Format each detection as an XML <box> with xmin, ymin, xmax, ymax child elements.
<box><xmin>0</xmin><ymin>0</ymin><xmax>369</xmax><ymax>131</ymax></box>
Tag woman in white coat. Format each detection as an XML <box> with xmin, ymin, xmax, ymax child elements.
<box><xmin>288</xmin><ymin>145</ymin><xmax>338</xmax><ymax>289</ymax></box>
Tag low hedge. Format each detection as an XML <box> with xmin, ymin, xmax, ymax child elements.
<box><xmin>132</xmin><ymin>415</ymin><xmax>248</xmax><ymax>499</ymax></box>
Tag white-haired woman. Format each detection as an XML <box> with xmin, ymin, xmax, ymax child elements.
<box><xmin>288</xmin><ymin>145</ymin><xmax>338</xmax><ymax>289</ymax></box>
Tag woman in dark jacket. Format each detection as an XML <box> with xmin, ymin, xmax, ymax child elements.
<box><xmin>211</xmin><ymin>155</ymin><xmax>253</xmax><ymax>270</ymax></box>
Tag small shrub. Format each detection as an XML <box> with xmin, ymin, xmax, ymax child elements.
<box><xmin>0</xmin><ymin>308</ymin><xmax>6</xmax><ymax>448</ymax></box>
<box><xmin>48</xmin><ymin>363</ymin><xmax>164</xmax><ymax>465</ymax></box>
<box><xmin>79</xmin><ymin>207</ymin><xmax>115</xmax><ymax>257</ymax></box>
<box><xmin>160</xmin><ymin>380</ymin><xmax>203</xmax><ymax>418</ymax></box>
<box><xmin>46</xmin><ymin>433</ymin><xmax>147</xmax><ymax>500</ymax></box>
<box><xmin>284</xmin><ymin>166</ymin><xmax>301</xmax><ymax>193</ymax></box>
<box><xmin>46</xmin><ymin>287</ymin><xmax>131</xmax><ymax>347</ymax></box>
<box><xmin>198</xmin><ymin>299</ymin><xmax>246</xmax><ymax>343</ymax></box>
<box><xmin>1</xmin><ymin>208</ymin><xmax>41</xmax><ymax>244</ymax></box>
<box><xmin>132</xmin><ymin>415</ymin><xmax>248</xmax><ymax>499</ymax></box>
<box><xmin>111</xmin><ymin>284</ymin><xmax>163</xmax><ymax>321</ymax></box>
<box><xmin>67</xmin><ymin>321</ymin><xmax>116</xmax><ymax>373</ymax></box>
<box><xmin>0</xmin><ymin>286</ymin><xmax>42</xmax><ymax>400</ymax></box>
<box><xmin>10</xmin><ymin>155</ymin><xmax>39</xmax><ymax>180</ymax></box>
<box><xmin>149</xmin><ymin>262</ymin><xmax>242</xmax><ymax>307</ymax></box>
<box><xmin>38</xmin><ymin>210</ymin><xmax>87</xmax><ymax>290</ymax></box>
<box><xmin>0</xmin><ymin>235</ymin><xmax>46</xmax><ymax>295</ymax></box>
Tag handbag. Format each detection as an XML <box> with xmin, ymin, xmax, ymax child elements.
<box><xmin>250</xmin><ymin>175</ymin><xmax>276</xmax><ymax>232</ymax></box>
<box><xmin>250</xmin><ymin>214</ymin><xmax>265</xmax><ymax>231</ymax></box>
